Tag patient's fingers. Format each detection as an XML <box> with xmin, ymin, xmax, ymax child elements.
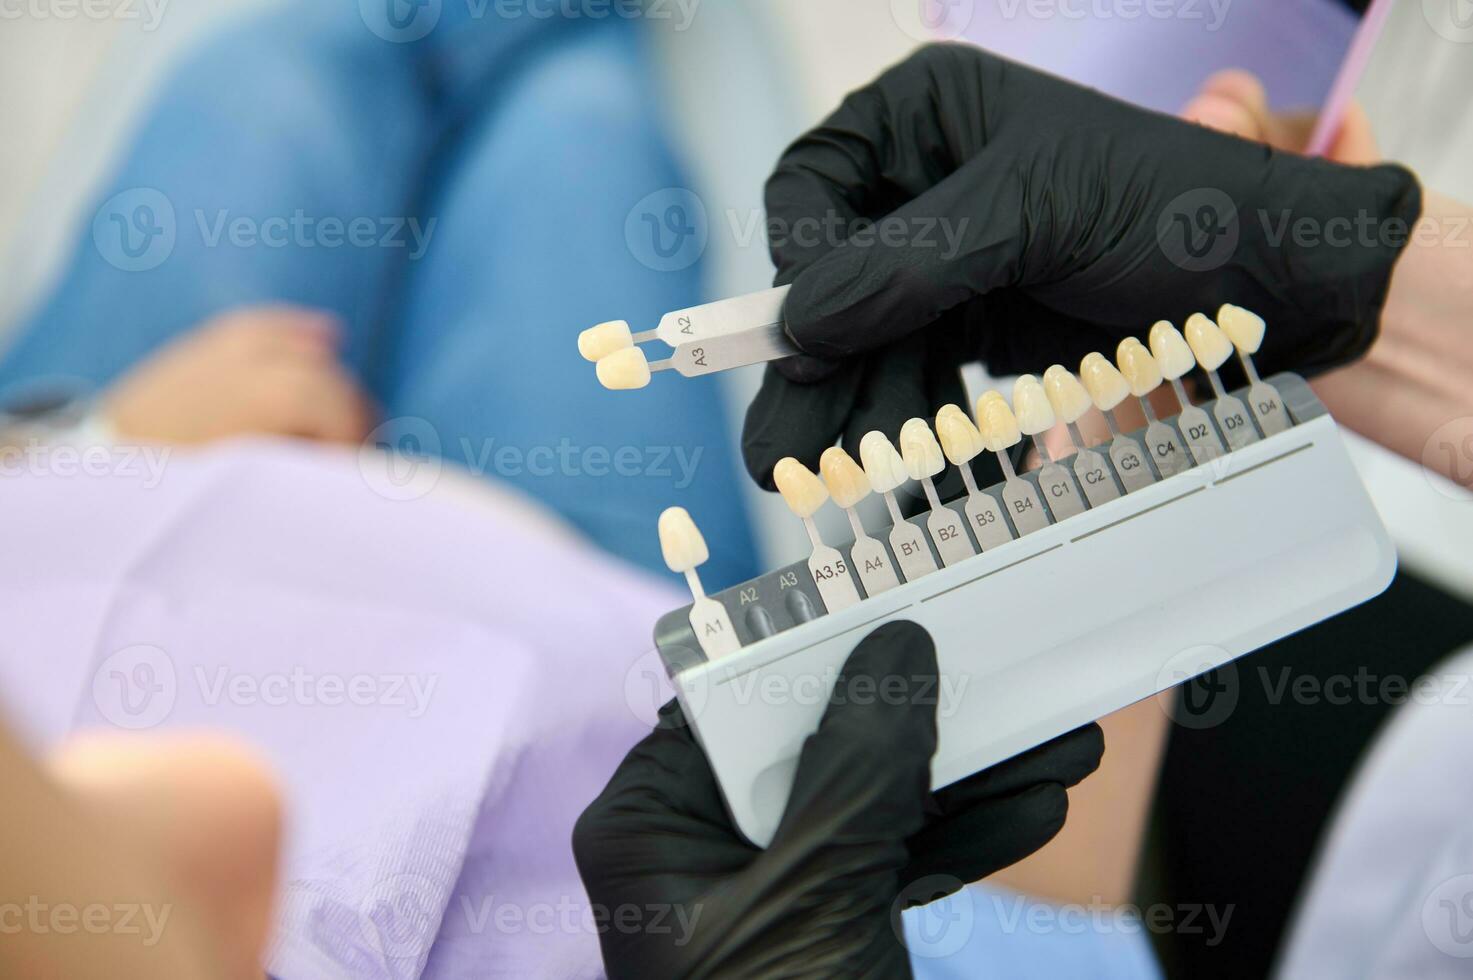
<box><xmin>49</xmin><ymin>732</ymin><xmax>283</xmax><ymax>980</ymax></box>
<box><xmin>1183</xmin><ymin>91</ymin><xmax>1268</xmax><ymax>143</ymax></box>
<box><xmin>203</xmin><ymin>306</ymin><xmax>342</xmax><ymax>360</ymax></box>
<box><xmin>266</xmin><ymin>359</ymin><xmax>377</xmax><ymax>444</ymax></box>
<box><xmin>1183</xmin><ymin>68</ymin><xmax>1380</xmax><ymax>165</ymax></box>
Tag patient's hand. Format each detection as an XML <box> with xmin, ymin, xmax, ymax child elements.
<box><xmin>1185</xmin><ymin>71</ymin><xmax>1473</xmax><ymax>488</ymax></box>
<box><xmin>105</xmin><ymin>306</ymin><xmax>376</xmax><ymax>446</ymax></box>
<box><xmin>0</xmin><ymin>714</ymin><xmax>281</xmax><ymax>979</ymax></box>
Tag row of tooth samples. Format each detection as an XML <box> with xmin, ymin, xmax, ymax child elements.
<box><xmin>660</xmin><ymin>307</ymin><xmax>1286</xmax><ymax>658</ymax></box>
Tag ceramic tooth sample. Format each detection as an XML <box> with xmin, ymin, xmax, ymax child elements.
<box><xmin>819</xmin><ymin>447</ymin><xmax>900</xmax><ymax>596</ymax></box>
<box><xmin>578</xmin><ymin>320</ymin><xmax>634</xmax><ymax>361</ymax></box>
<box><xmin>935</xmin><ymin>404</ymin><xmax>1017</xmax><ymax>553</ymax></box>
<box><xmin>1149</xmin><ymin>320</ymin><xmax>1200</xmax><ymax>413</ymax></box>
<box><xmin>774</xmin><ymin>457</ymin><xmax>862</xmax><ymax>612</ymax></box>
<box><xmin>1149</xmin><ymin>321</ymin><xmax>1226</xmax><ymax>464</ymax></box>
<box><xmin>859</xmin><ymin>430</ymin><xmax>939</xmax><ymax>582</ymax></box>
<box><xmin>1117</xmin><ymin>338</ymin><xmax>1189</xmax><ymax>478</ymax></box>
<box><xmin>1218</xmin><ymin>303</ymin><xmax>1289</xmax><ymax>435</ymax></box>
<box><xmin>900</xmin><ymin>418</ymin><xmax>977</xmax><ymax>566</ymax></box>
<box><xmin>1012</xmin><ymin>375</ymin><xmax>1057</xmax><ymax>463</ymax></box>
<box><xmin>1013</xmin><ymin>375</ymin><xmax>1085</xmax><ymax>520</ymax></box>
<box><xmin>1185</xmin><ymin>313</ymin><xmax>1259</xmax><ymax>450</ymax></box>
<box><xmin>1043</xmin><ymin>364</ymin><xmax>1095</xmax><ymax>451</ymax></box>
<box><xmin>976</xmin><ymin>391</ymin><xmax>1049</xmax><ymax>535</ymax></box>
<box><xmin>595</xmin><ymin>347</ymin><xmax>652</xmax><ymax>390</ymax></box>
<box><xmin>1044</xmin><ymin>364</ymin><xmax>1120</xmax><ymax>508</ymax></box>
<box><xmin>1081</xmin><ymin>352</ymin><xmax>1155</xmax><ymax>493</ymax></box>
<box><xmin>1079</xmin><ymin>353</ymin><xmax>1132</xmax><ymax>435</ymax></box>
<box><xmin>659</xmin><ymin>507</ymin><xmax>740</xmax><ymax>658</ymax></box>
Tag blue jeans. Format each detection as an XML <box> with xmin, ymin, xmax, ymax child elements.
<box><xmin>0</xmin><ymin>4</ymin><xmax>757</xmax><ymax>586</ymax></box>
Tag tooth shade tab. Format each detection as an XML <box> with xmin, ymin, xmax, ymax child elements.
<box><xmin>859</xmin><ymin>431</ymin><xmax>910</xmax><ymax>493</ymax></box>
<box><xmin>1148</xmin><ymin>321</ymin><xmax>1196</xmax><ymax>380</ymax></box>
<box><xmin>658</xmin><ymin>506</ymin><xmax>709</xmax><ymax>573</ymax></box>
<box><xmin>820</xmin><ymin>447</ymin><xmax>871</xmax><ymax>509</ymax></box>
<box><xmin>773</xmin><ymin>457</ymin><xmax>830</xmax><ymax>518</ymax></box>
<box><xmin>899</xmin><ymin>418</ymin><xmax>947</xmax><ymax>480</ymax></box>
<box><xmin>1012</xmin><ymin>374</ymin><xmax>1056</xmax><ymax>435</ymax></box>
<box><xmin>935</xmin><ymin>405</ymin><xmax>985</xmax><ymax>465</ymax></box>
<box><xmin>1116</xmin><ymin>338</ymin><xmax>1163</xmax><ymax>397</ymax></box>
<box><xmin>1218</xmin><ymin>304</ymin><xmax>1266</xmax><ymax>354</ymax></box>
<box><xmin>976</xmin><ymin>391</ymin><xmax>1022</xmax><ymax>452</ymax></box>
<box><xmin>1080</xmin><ymin>352</ymin><xmax>1131</xmax><ymax>411</ymax></box>
<box><xmin>579</xmin><ymin>320</ymin><xmax>633</xmax><ymax>361</ymax></box>
<box><xmin>1043</xmin><ymin>365</ymin><xmax>1092</xmax><ymax>423</ymax></box>
<box><xmin>1185</xmin><ymin>313</ymin><xmax>1235</xmax><ymax>371</ymax></box>
<box><xmin>596</xmin><ymin>347</ymin><xmax>652</xmax><ymax>389</ymax></box>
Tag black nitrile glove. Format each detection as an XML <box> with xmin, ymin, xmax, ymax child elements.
<box><xmin>742</xmin><ymin>43</ymin><xmax>1423</xmax><ymax>487</ymax></box>
<box><xmin>573</xmin><ymin>621</ymin><xmax>1104</xmax><ymax>979</ymax></box>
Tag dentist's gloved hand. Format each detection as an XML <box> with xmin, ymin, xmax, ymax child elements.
<box><xmin>742</xmin><ymin>43</ymin><xmax>1422</xmax><ymax>487</ymax></box>
<box><xmin>573</xmin><ymin>621</ymin><xmax>1103</xmax><ymax>979</ymax></box>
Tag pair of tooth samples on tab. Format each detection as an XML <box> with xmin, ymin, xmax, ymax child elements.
<box><xmin>582</xmin><ymin>321</ymin><xmax>655</xmax><ymax>390</ymax></box>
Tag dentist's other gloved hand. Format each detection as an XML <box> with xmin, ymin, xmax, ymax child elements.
<box><xmin>573</xmin><ymin>621</ymin><xmax>1104</xmax><ymax>979</ymax></box>
<box><xmin>742</xmin><ymin>43</ymin><xmax>1422</xmax><ymax>486</ymax></box>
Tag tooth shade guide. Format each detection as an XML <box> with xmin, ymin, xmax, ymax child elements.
<box><xmin>652</xmin><ymin>376</ymin><xmax>1389</xmax><ymax>848</ymax></box>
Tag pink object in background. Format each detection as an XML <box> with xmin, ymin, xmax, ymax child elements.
<box><xmin>1306</xmin><ymin>0</ymin><xmax>1395</xmax><ymax>156</ymax></box>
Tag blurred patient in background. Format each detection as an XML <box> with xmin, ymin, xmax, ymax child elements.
<box><xmin>0</xmin><ymin>2</ymin><xmax>757</xmax><ymax>585</ymax></box>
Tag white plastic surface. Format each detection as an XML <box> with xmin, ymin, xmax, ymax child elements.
<box><xmin>673</xmin><ymin>414</ymin><xmax>1396</xmax><ymax>846</ymax></box>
